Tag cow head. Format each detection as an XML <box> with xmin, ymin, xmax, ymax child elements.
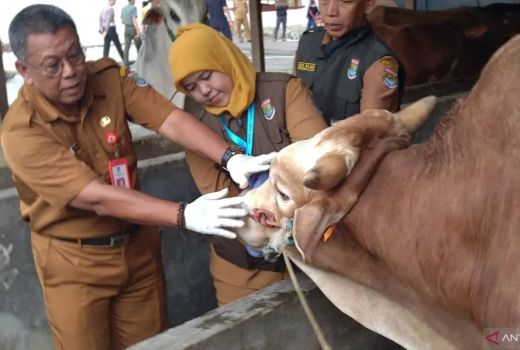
<box><xmin>136</xmin><ymin>0</ymin><xmax>207</xmax><ymax>102</ymax></box>
<box><xmin>237</xmin><ymin>96</ymin><xmax>436</xmax><ymax>262</ymax></box>
<box><xmin>142</xmin><ymin>0</ymin><xmax>207</xmax><ymax>37</ymax></box>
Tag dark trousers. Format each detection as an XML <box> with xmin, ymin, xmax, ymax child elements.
<box><xmin>103</xmin><ymin>26</ymin><xmax>124</xmax><ymax>61</ymax></box>
<box><xmin>123</xmin><ymin>26</ymin><xmax>141</xmax><ymax>66</ymax></box>
<box><xmin>273</xmin><ymin>12</ymin><xmax>287</xmax><ymax>40</ymax></box>
<box><xmin>210</xmin><ymin>23</ymin><xmax>233</xmax><ymax>41</ymax></box>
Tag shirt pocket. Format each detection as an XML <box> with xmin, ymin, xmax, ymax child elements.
<box><xmin>336</xmin><ymin>76</ymin><xmax>362</xmax><ymax>119</ymax></box>
<box><xmin>265</xmin><ymin>121</ymin><xmax>291</xmax><ymax>151</ymax></box>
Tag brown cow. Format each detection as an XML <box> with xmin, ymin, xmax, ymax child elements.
<box><xmin>369</xmin><ymin>5</ymin><xmax>520</xmax><ymax>85</ymax></box>
<box><xmin>236</xmin><ymin>34</ymin><xmax>520</xmax><ymax>348</ymax></box>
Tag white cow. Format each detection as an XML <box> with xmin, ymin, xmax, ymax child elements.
<box><xmin>136</xmin><ymin>0</ymin><xmax>207</xmax><ymax>107</ymax></box>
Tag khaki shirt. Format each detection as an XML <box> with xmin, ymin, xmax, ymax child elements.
<box><xmin>186</xmin><ymin>77</ymin><xmax>327</xmax><ymax>197</ymax></box>
<box><xmin>0</xmin><ymin>58</ymin><xmax>175</xmax><ymax>238</ymax></box>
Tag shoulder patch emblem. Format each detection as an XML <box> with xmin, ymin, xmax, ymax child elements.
<box><xmin>380</xmin><ymin>58</ymin><xmax>398</xmax><ymax>89</ymax></box>
<box><xmin>297</xmin><ymin>62</ymin><xmax>316</xmax><ymax>72</ymax></box>
<box><xmin>347</xmin><ymin>58</ymin><xmax>359</xmax><ymax>80</ymax></box>
<box><xmin>261</xmin><ymin>99</ymin><xmax>276</xmax><ymax>120</ymax></box>
<box><xmin>120</xmin><ymin>66</ymin><xmax>148</xmax><ymax>87</ymax></box>
<box><xmin>135</xmin><ymin>77</ymin><xmax>148</xmax><ymax>87</ymax></box>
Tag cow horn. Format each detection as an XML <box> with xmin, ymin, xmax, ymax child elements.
<box><xmin>303</xmin><ymin>153</ymin><xmax>347</xmax><ymax>191</ymax></box>
<box><xmin>397</xmin><ymin>95</ymin><xmax>437</xmax><ymax>135</ymax></box>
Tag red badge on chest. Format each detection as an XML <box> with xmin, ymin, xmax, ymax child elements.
<box><xmin>108</xmin><ymin>158</ymin><xmax>131</xmax><ymax>188</ymax></box>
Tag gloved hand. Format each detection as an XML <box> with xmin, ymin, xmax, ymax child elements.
<box><xmin>185</xmin><ymin>188</ymin><xmax>246</xmax><ymax>239</ymax></box>
<box><xmin>227</xmin><ymin>152</ymin><xmax>277</xmax><ymax>189</ymax></box>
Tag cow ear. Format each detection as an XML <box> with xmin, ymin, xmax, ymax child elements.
<box><xmin>293</xmin><ymin>136</ymin><xmax>411</xmax><ymax>263</ymax></box>
<box><xmin>303</xmin><ymin>153</ymin><xmax>349</xmax><ymax>191</ymax></box>
<box><xmin>293</xmin><ymin>200</ymin><xmax>335</xmax><ymax>263</ymax></box>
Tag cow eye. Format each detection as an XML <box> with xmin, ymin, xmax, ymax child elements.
<box><xmin>169</xmin><ymin>9</ymin><xmax>180</xmax><ymax>23</ymax></box>
<box><xmin>277</xmin><ymin>189</ymin><xmax>290</xmax><ymax>202</ymax></box>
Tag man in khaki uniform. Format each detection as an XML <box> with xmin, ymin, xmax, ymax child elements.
<box><xmin>233</xmin><ymin>0</ymin><xmax>250</xmax><ymax>42</ymax></box>
<box><xmin>2</xmin><ymin>5</ymin><xmax>274</xmax><ymax>350</ymax></box>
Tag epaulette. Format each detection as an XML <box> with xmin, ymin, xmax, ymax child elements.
<box><xmin>89</xmin><ymin>57</ymin><xmax>119</xmax><ymax>74</ymax></box>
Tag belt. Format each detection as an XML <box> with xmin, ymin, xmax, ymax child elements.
<box><xmin>54</xmin><ymin>226</ymin><xmax>140</xmax><ymax>247</ymax></box>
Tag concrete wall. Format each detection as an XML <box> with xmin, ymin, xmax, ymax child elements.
<box><xmin>130</xmin><ymin>276</ymin><xmax>403</xmax><ymax>350</ymax></box>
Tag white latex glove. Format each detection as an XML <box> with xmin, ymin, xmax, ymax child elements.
<box><xmin>185</xmin><ymin>188</ymin><xmax>246</xmax><ymax>239</ymax></box>
<box><xmin>226</xmin><ymin>152</ymin><xmax>277</xmax><ymax>189</ymax></box>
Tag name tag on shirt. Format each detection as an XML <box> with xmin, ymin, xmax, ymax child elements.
<box><xmin>108</xmin><ymin>158</ymin><xmax>131</xmax><ymax>188</ymax></box>
<box><xmin>297</xmin><ymin>62</ymin><xmax>316</xmax><ymax>72</ymax></box>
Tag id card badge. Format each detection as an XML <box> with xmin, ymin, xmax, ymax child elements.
<box><xmin>108</xmin><ymin>158</ymin><xmax>131</xmax><ymax>188</ymax></box>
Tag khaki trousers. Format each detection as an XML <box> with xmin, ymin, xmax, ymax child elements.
<box><xmin>31</xmin><ymin>226</ymin><xmax>166</xmax><ymax>350</ymax></box>
<box><xmin>210</xmin><ymin>245</ymin><xmax>285</xmax><ymax>305</ymax></box>
<box><xmin>235</xmin><ymin>18</ymin><xmax>251</xmax><ymax>42</ymax></box>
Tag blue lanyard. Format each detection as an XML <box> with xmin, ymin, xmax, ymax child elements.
<box><xmin>219</xmin><ymin>103</ymin><xmax>255</xmax><ymax>156</ymax></box>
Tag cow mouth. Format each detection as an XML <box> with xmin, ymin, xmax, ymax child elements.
<box><xmin>248</xmin><ymin>208</ymin><xmax>280</xmax><ymax>228</ymax></box>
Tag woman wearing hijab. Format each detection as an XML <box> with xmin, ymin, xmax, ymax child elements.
<box><xmin>169</xmin><ymin>23</ymin><xmax>327</xmax><ymax>305</ymax></box>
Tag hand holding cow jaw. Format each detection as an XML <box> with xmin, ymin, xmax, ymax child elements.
<box><xmin>185</xmin><ymin>188</ymin><xmax>246</xmax><ymax>238</ymax></box>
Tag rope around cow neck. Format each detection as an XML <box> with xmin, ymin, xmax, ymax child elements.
<box><xmin>283</xmin><ymin>251</ymin><xmax>332</xmax><ymax>350</ymax></box>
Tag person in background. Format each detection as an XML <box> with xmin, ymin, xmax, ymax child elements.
<box><xmin>273</xmin><ymin>0</ymin><xmax>289</xmax><ymax>41</ymax></box>
<box><xmin>206</xmin><ymin>0</ymin><xmax>234</xmax><ymax>40</ymax></box>
<box><xmin>121</xmin><ymin>0</ymin><xmax>141</xmax><ymax>66</ymax></box>
<box><xmin>99</xmin><ymin>0</ymin><xmax>125</xmax><ymax>62</ymax></box>
<box><xmin>306</xmin><ymin>0</ymin><xmax>320</xmax><ymax>30</ymax></box>
<box><xmin>294</xmin><ymin>0</ymin><xmax>405</xmax><ymax>125</ymax></box>
<box><xmin>233</xmin><ymin>0</ymin><xmax>251</xmax><ymax>43</ymax></box>
<box><xmin>3</xmin><ymin>5</ymin><xmax>274</xmax><ymax>350</ymax></box>
<box><xmin>169</xmin><ymin>23</ymin><xmax>327</xmax><ymax>305</ymax></box>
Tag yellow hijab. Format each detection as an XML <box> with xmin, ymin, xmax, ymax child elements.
<box><xmin>169</xmin><ymin>23</ymin><xmax>256</xmax><ymax>118</ymax></box>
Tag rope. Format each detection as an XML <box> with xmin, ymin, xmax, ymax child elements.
<box><xmin>283</xmin><ymin>251</ymin><xmax>332</xmax><ymax>350</ymax></box>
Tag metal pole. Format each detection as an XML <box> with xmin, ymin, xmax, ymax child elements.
<box><xmin>249</xmin><ymin>0</ymin><xmax>265</xmax><ymax>72</ymax></box>
<box><xmin>0</xmin><ymin>42</ymin><xmax>8</xmax><ymax>119</ymax></box>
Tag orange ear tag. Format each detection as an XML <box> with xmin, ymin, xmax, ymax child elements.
<box><xmin>323</xmin><ymin>224</ymin><xmax>337</xmax><ymax>242</ymax></box>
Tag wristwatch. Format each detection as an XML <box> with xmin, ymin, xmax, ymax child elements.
<box><xmin>220</xmin><ymin>145</ymin><xmax>245</xmax><ymax>170</ymax></box>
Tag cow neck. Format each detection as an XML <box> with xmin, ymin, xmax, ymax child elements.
<box><xmin>219</xmin><ymin>102</ymin><xmax>255</xmax><ymax>155</ymax></box>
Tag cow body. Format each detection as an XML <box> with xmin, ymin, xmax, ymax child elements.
<box><xmin>369</xmin><ymin>5</ymin><xmax>520</xmax><ymax>85</ymax></box>
<box><xmin>237</xmin><ymin>35</ymin><xmax>520</xmax><ymax>348</ymax></box>
<box><xmin>341</xmin><ymin>33</ymin><xmax>520</xmax><ymax>328</ymax></box>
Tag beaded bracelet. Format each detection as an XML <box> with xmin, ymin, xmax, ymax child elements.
<box><xmin>177</xmin><ymin>202</ymin><xmax>187</xmax><ymax>230</ymax></box>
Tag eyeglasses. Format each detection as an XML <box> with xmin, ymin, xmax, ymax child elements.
<box><xmin>25</xmin><ymin>48</ymin><xmax>86</xmax><ymax>78</ymax></box>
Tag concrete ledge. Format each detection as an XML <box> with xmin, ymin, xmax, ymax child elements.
<box><xmin>130</xmin><ymin>275</ymin><xmax>402</xmax><ymax>350</ymax></box>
